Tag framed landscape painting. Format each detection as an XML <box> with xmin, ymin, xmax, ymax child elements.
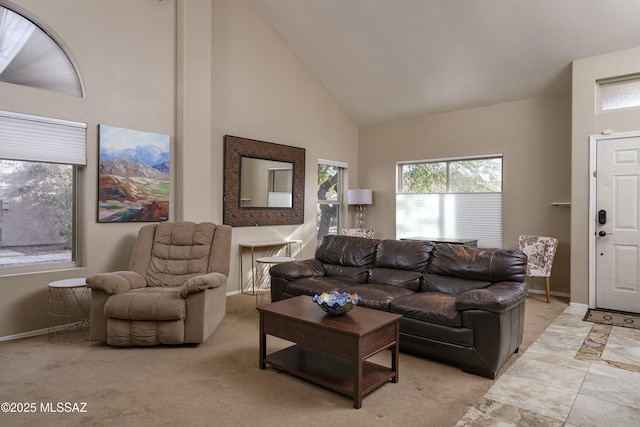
<box><xmin>98</xmin><ymin>125</ymin><xmax>170</xmax><ymax>222</ymax></box>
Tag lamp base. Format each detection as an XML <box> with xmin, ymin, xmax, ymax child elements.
<box><xmin>355</xmin><ymin>205</ymin><xmax>367</xmax><ymax>229</ymax></box>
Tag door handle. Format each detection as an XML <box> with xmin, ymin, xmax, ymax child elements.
<box><xmin>598</xmin><ymin>230</ymin><xmax>613</xmax><ymax>237</ymax></box>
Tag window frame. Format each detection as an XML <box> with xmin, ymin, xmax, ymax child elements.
<box><xmin>317</xmin><ymin>159</ymin><xmax>348</xmax><ymax>239</ymax></box>
<box><xmin>396</xmin><ymin>154</ymin><xmax>503</xmax><ymax>248</ymax></box>
<box><xmin>0</xmin><ymin>110</ymin><xmax>85</xmax><ymax>273</ymax></box>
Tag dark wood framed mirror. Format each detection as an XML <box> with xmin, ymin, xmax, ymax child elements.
<box><xmin>223</xmin><ymin>135</ymin><xmax>305</xmax><ymax>226</ymax></box>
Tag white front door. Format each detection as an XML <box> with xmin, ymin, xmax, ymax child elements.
<box><xmin>595</xmin><ymin>134</ymin><xmax>640</xmax><ymax>313</ymax></box>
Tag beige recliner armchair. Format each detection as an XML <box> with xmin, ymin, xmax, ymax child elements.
<box><xmin>87</xmin><ymin>221</ymin><xmax>232</xmax><ymax>346</ymax></box>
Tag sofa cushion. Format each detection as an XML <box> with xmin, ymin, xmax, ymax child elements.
<box><xmin>323</xmin><ymin>264</ymin><xmax>369</xmax><ymax>283</ymax></box>
<box><xmin>369</xmin><ymin>268</ymin><xmax>422</xmax><ymax>291</ymax></box>
<box><xmin>390</xmin><ymin>292</ymin><xmax>462</xmax><ymax>327</ymax></box>
<box><xmin>343</xmin><ymin>283</ymin><xmax>415</xmax><ymax>311</ymax></box>
<box><xmin>374</xmin><ymin>239</ymin><xmax>434</xmax><ymax>271</ymax></box>
<box><xmin>104</xmin><ymin>287</ymin><xmax>185</xmax><ymax>321</ymax></box>
<box><xmin>315</xmin><ymin>235</ymin><xmax>379</xmax><ymax>267</ymax></box>
<box><xmin>286</xmin><ymin>277</ymin><xmax>353</xmax><ymax>297</ymax></box>
<box><xmin>421</xmin><ymin>273</ymin><xmax>491</xmax><ymax>294</ymax></box>
<box><xmin>428</xmin><ymin>244</ymin><xmax>527</xmax><ymax>282</ymax></box>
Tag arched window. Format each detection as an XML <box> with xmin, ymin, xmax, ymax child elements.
<box><xmin>0</xmin><ymin>3</ymin><xmax>84</xmax><ymax>97</ymax></box>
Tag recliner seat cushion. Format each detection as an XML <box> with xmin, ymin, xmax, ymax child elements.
<box><xmin>107</xmin><ymin>319</ymin><xmax>184</xmax><ymax>346</ymax></box>
<box><xmin>104</xmin><ymin>287</ymin><xmax>185</xmax><ymax>320</ymax></box>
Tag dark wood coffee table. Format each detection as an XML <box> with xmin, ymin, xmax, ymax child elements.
<box><xmin>258</xmin><ymin>296</ymin><xmax>401</xmax><ymax>408</ymax></box>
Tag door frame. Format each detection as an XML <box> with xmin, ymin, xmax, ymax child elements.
<box><xmin>588</xmin><ymin>131</ymin><xmax>640</xmax><ymax>308</ymax></box>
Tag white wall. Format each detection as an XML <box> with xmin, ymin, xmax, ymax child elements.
<box><xmin>571</xmin><ymin>46</ymin><xmax>640</xmax><ymax>305</ymax></box>
<box><xmin>0</xmin><ymin>0</ymin><xmax>358</xmax><ymax>338</ymax></box>
<box><xmin>359</xmin><ymin>95</ymin><xmax>572</xmax><ymax>297</ymax></box>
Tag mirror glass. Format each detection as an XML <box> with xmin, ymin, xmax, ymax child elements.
<box><xmin>241</xmin><ymin>158</ymin><xmax>293</xmax><ymax>208</ymax></box>
<box><xmin>224</xmin><ymin>135</ymin><xmax>305</xmax><ymax>227</ymax></box>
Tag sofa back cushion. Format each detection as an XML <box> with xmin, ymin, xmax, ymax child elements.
<box><xmin>428</xmin><ymin>244</ymin><xmax>527</xmax><ymax>282</ymax></box>
<box><xmin>315</xmin><ymin>235</ymin><xmax>379</xmax><ymax>267</ymax></box>
<box><xmin>315</xmin><ymin>235</ymin><xmax>379</xmax><ymax>283</ymax></box>
<box><xmin>374</xmin><ymin>239</ymin><xmax>434</xmax><ymax>272</ymax></box>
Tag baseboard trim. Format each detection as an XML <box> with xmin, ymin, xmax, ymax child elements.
<box><xmin>0</xmin><ymin>327</ymin><xmax>48</xmax><ymax>343</ymax></box>
<box><xmin>528</xmin><ymin>289</ymin><xmax>570</xmax><ymax>298</ymax></box>
<box><xmin>569</xmin><ymin>302</ymin><xmax>589</xmax><ymax>310</ymax></box>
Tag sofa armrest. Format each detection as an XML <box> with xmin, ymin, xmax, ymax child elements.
<box><xmin>86</xmin><ymin>271</ymin><xmax>146</xmax><ymax>295</ymax></box>
<box><xmin>455</xmin><ymin>281</ymin><xmax>528</xmax><ymax>313</ymax></box>
<box><xmin>180</xmin><ymin>272</ymin><xmax>227</xmax><ymax>297</ymax></box>
<box><xmin>268</xmin><ymin>258</ymin><xmax>325</xmax><ymax>280</ymax></box>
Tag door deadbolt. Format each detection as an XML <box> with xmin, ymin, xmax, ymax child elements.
<box><xmin>598</xmin><ymin>210</ymin><xmax>607</xmax><ymax>225</ymax></box>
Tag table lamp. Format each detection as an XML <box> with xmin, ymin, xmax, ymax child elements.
<box><xmin>348</xmin><ymin>189</ymin><xmax>373</xmax><ymax>229</ymax></box>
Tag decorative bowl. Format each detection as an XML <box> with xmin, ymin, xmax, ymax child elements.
<box><xmin>312</xmin><ymin>291</ymin><xmax>361</xmax><ymax>316</ymax></box>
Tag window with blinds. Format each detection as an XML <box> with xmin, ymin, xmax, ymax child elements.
<box><xmin>396</xmin><ymin>155</ymin><xmax>503</xmax><ymax>248</ymax></box>
<box><xmin>0</xmin><ymin>110</ymin><xmax>86</xmax><ymax>269</ymax></box>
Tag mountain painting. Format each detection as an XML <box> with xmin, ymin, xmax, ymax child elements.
<box><xmin>98</xmin><ymin>125</ymin><xmax>170</xmax><ymax>222</ymax></box>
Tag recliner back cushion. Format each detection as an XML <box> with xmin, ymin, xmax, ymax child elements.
<box><xmin>428</xmin><ymin>244</ymin><xmax>527</xmax><ymax>282</ymax></box>
<box><xmin>146</xmin><ymin>222</ymin><xmax>215</xmax><ymax>287</ymax></box>
<box><xmin>374</xmin><ymin>239</ymin><xmax>434</xmax><ymax>271</ymax></box>
<box><xmin>315</xmin><ymin>235</ymin><xmax>379</xmax><ymax>267</ymax></box>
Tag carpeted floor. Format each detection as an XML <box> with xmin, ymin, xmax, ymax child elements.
<box><xmin>0</xmin><ymin>293</ymin><xmax>567</xmax><ymax>427</ymax></box>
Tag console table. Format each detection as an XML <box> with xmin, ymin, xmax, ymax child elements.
<box><xmin>401</xmin><ymin>237</ymin><xmax>478</xmax><ymax>246</ymax></box>
<box><xmin>239</xmin><ymin>240</ymin><xmax>302</xmax><ymax>294</ymax></box>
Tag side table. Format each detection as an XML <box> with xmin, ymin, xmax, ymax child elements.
<box><xmin>48</xmin><ymin>278</ymin><xmax>90</xmax><ymax>343</ymax></box>
<box><xmin>255</xmin><ymin>256</ymin><xmax>295</xmax><ymax>306</ymax></box>
<box><xmin>239</xmin><ymin>240</ymin><xmax>302</xmax><ymax>295</ymax></box>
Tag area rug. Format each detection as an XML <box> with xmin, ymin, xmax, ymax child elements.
<box><xmin>583</xmin><ymin>308</ymin><xmax>640</xmax><ymax>330</ymax></box>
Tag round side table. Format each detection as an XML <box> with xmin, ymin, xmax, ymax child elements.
<box><xmin>255</xmin><ymin>256</ymin><xmax>295</xmax><ymax>306</ymax></box>
<box><xmin>48</xmin><ymin>278</ymin><xmax>90</xmax><ymax>343</ymax></box>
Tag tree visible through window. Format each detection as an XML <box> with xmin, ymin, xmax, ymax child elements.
<box><xmin>400</xmin><ymin>157</ymin><xmax>502</xmax><ymax>193</ymax></box>
<box><xmin>0</xmin><ymin>160</ymin><xmax>74</xmax><ymax>267</ymax></box>
<box><xmin>397</xmin><ymin>156</ymin><xmax>503</xmax><ymax>248</ymax></box>
<box><xmin>317</xmin><ymin>163</ymin><xmax>342</xmax><ymax>239</ymax></box>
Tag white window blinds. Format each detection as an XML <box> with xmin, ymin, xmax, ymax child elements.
<box><xmin>396</xmin><ymin>193</ymin><xmax>502</xmax><ymax>248</ymax></box>
<box><xmin>0</xmin><ymin>110</ymin><xmax>86</xmax><ymax>165</ymax></box>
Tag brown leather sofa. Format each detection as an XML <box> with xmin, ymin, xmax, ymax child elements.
<box><xmin>269</xmin><ymin>235</ymin><xmax>528</xmax><ymax>379</ymax></box>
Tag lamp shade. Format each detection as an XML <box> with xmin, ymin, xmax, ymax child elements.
<box><xmin>348</xmin><ymin>189</ymin><xmax>372</xmax><ymax>205</ymax></box>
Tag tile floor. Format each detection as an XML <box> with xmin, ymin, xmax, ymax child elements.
<box><xmin>456</xmin><ymin>306</ymin><xmax>640</xmax><ymax>426</ymax></box>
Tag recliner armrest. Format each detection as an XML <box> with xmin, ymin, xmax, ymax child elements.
<box><xmin>86</xmin><ymin>271</ymin><xmax>146</xmax><ymax>294</ymax></box>
<box><xmin>180</xmin><ymin>272</ymin><xmax>227</xmax><ymax>297</ymax></box>
<box><xmin>268</xmin><ymin>258</ymin><xmax>325</xmax><ymax>280</ymax></box>
<box><xmin>455</xmin><ymin>281</ymin><xmax>528</xmax><ymax>313</ymax></box>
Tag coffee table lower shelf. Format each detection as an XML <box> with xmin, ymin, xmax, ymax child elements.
<box><xmin>264</xmin><ymin>344</ymin><xmax>396</xmax><ymax>401</ymax></box>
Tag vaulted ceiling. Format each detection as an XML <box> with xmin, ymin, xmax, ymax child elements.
<box><xmin>252</xmin><ymin>0</ymin><xmax>640</xmax><ymax>125</ymax></box>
